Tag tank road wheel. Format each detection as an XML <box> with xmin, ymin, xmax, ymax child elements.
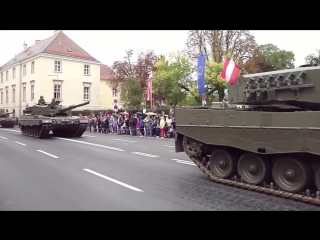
<box><xmin>237</xmin><ymin>153</ymin><xmax>271</xmax><ymax>185</ymax></box>
<box><xmin>314</xmin><ymin>167</ymin><xmax>320</xmax><ymax>191</ymax></box>
<box><xmin>209</xmin><ymin>149</ymin><xmax>237</xmax><ymax>179</ymax></box>
<box><xmin>272</xmin><ymin>157</ymin><xmax>311</xmax><ymax>193</ymax></box>
<box><xmin>182</xmin><ymin>136</ymin><xmax>202</xmax><ymax>157</ymax></box>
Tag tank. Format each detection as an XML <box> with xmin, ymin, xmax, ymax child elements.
<box><xmin>174</xmin><ymin>60</ymin><xmax>320</xmax><ymax>205</ymax></box>
<box><xmin>0</xmin><ymin>111</ymin><xmax>15</xmax><ymax>128</ymax></box>
<box><xmin>18</xmin><ymin>101</ymin><xmax>90</xmax><ymax>139</ymax></box>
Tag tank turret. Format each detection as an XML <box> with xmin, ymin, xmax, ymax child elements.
<box><xmin>0</xmin><ymin>111</ymin><xmax>13</xmax><ymax>118</ymax></box>
<box><xmin>228</xmin><ymin>60</ymin><xmax>320</xmax><ymax>110</ymax></box>
<box><xmin>24</xmin><ymin>101</ymin><xmax>90</xmax><ymax>116</ymax></box>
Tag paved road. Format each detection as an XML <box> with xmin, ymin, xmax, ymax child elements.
<box><xmin>0</xmin><ymin>128</ymin><xmax>319</xmax><ymax>211</ymax></box>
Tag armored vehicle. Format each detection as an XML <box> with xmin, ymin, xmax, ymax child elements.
<box><xmin>19</xmin><ymin>101</ymin><xmax>89</xmax><ymax>139</ymax></box>
<box><xmin>175</xmin><ymin>60</ymin><xmax>320</xmax><ymax>205</ymax></box>
<box><xmin>0</xmin><ymin>110</ymin><xmax>15</xmax><ymax>128</ymax></box>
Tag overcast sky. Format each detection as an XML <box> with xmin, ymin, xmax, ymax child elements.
<box><xmin>0</xmin><ymin>30</ymin><xmax>318</xmax><ymax>68</ymax></box>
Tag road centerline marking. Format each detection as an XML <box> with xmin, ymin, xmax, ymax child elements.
<box><xmin>37</xmin><ymin>150</ymin><xmax>59</xmax><ymax>158</ymax></box>
<box><xmin>0</xmin><ymin>136</ymin><xmax>7</xmax><ymax>139</ymax></box>
<box><xmin>131</xmin><ymin>152</ymin><xmax>159</xmax><ymax>158</ymax></box>
<box><xmin>15</xmin><ymin>141</ymin><xmax>26</xmax><ymax>146</ymax></box>
<box><xmin>83</xmin><ymin>169</ymin><xmax>143</xmax><ymax>192</ymax></box>
<box><xmin>54</xmin><ymin>137</ymin><xmax>124</xmax><ymax>151</ymax></box>
<box><xmin>113</xmin><ymin>139</ymin><xmax>136</xmax><ymax>143</ymax></box>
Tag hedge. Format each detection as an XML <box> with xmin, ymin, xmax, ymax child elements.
<box><xmin>72</xmin><ymin>108</ymin><xmax>171</xmax><ymax>116</ymax></box>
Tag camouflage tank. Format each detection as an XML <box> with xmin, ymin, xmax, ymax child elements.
<box><xmin>19</xmin><ymin>101</ymin><xmax>89</xmax><ymax>139</ymax></box>
<box><xmin>175</xmin><ymin>60</ymin><xmax>320</xmax><ymax>205</ymax></box>
<box><xmin>0</xmin><ymin>110</ymin><xmax>15</xmax><ymax>128</ymax></box>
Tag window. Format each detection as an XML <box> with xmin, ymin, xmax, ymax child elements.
<box><xmin>54</xmin><ymin>61</ymin><xmax>61</xmax><ymax>72</ymax></box>
<box><xmin>0</xmin><ymin>92</ymin><xmax>2</xmax><ymax>104</ymax></box>
<box><xmin>31</xmin><ymin>62</ymin><xmax>35</xmax><ymax>74</ymax></box>
<box><xmin>23</xmin><ymin>86</ymin><xmax>26</xmax><ymax>101</ymax></box>
<box><xmin>112</xmin><ymin>88</ymin><xmax>117</xmax><ymax>97</ymax></box>
<box><xmin>1</xmin><ymin>73</ymin><xmax>2</xmax><ymax>83</ymax></box>
<box><xmin>12</xmin><ymin>89</ymin><xmax>15</xmax><ymax>103</ymax></box>
<box><xmin>12</xmin><ymin>68</ymin><xmax>15</xmax><ymax>79</ymax></box>
<box><xmin>31</xmin><ymin>85</ymin><xmax>34</xmax><ymax>100</ymax></box>
<box><xmin>5</xmin><ymin>90</ymin><xmax>8</xmax><ymax>103</ymax></box>
<box><xmin>83</xmin><ymin>87</ymin><xmax>90</xmax><ymax>100</ymax></box>
<box><xmin>23</xmin><ymin>65</ymin><xmax>26</xmax><ymax>76</ymax></box>
<box><xmin>6</xmin><ymin>71</ymin><xmax>8</xmax><ymax>81</ymax></box>
<box><xmin>84</xmin><ymin>65</ymin><xmax>90</xmax><ymax>75</ymax></box>
<box><xmin>54</xmin><ymin>84</ymin><xmax>61</xmax><ymax>99</ymax></box>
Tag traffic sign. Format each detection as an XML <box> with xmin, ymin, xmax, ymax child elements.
<box><xmin>114</xmin><ymin>99</ymin><xmax>118</xmax><ymax>104</ymax></box>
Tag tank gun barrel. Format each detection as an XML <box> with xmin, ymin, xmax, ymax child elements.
<box><xmin>0</xmin><ymin>111</ymin><xmax>13</xmax><ymax>116</ymax></box>
<box><xmin>58</xmin><ymin>101</ymin><xmax>90</xmax><ymax>113</ymax></box>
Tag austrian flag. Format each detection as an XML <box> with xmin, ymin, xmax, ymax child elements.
<box><xmin>146</xmin><ymin>72</ymin><xmax>153</xmax><ymax>101</ymax></box>
<box><xmin>221</xmin><ymin>57</ymin><xmax>241</xmax><ymax>84</ymax></box>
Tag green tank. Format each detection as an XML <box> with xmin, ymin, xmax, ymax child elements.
<box><xmin>0</xmin><ymin>111</ymin><xmax>15</xmax><ymax>128</ymax></box>
<box><xmin>19</xmin><ymin>101</ymin><xmax>89</xmax><ymax>139</ymax></box>
<box><xmin>175</xmin><ymin>59</ymin><xmax>320</xmax><ymax>205</ymax></box>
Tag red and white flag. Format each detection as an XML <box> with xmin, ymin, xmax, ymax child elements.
<box><xmin>221</xmin><ymin>57</ymin><xmax>241</xmax><ymax>84</ymax></box>
<box><xmin>146</xmin><ymin>72</ymin><xmax>153</xmax><ymax>101</ymax></box>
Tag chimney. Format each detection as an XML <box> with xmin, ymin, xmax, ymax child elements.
<box><xmin>54</xmin><ymin>30</ymin><xmax>61</xmax><ymax>35</ymax></box>
<box><xmin>35</xmin><ymin>40</ymin><xmax>40</xmax><ymax>44</ymax></box>
<box><xmin>23</xmin><ymin>42</ymin><xmax>27</xmax><ymax>51</ymax></box>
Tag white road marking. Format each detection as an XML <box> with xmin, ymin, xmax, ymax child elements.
<box><xmin>0</xmin><ymin>129</ymin><xmax>20</xmax><ymax>132</ymax></box>
<box><xmin>131</xmin><ymin>152</ymin><xmax>159</xmax><ymax>158</ymax></box>
<box><xmin>171</xmin><ymin>159</ymin><xmax>196</xmax><ymax>166</ymax></box>
<box><xmin>163</xmin><ymin>145</ymin><xmax>174</xmax><ymax>148</ymax></box>
<box><xmin>113</xmin><ymin>139</ymin><xmax>136</xmax><ymax>143</ymax></box>
<box><xmin>37</xmin><ymin>150</ymin><xmax>59</xmax><ymax>158</ymax></box>
<box><xmin>14</xmin><ymin>141</ymin><xmax>26</xmax><ymax>146</ymax></box>
<box><xmin>82</xmin><ymin>135</ymin><xmax>96</xmax><ymax>138</ymax></box>
<box><xmin>54</xmin><ymin>137</ymin><xmax>124</xmax><ymax>151</ymax></box>
<box><xmin>0</xmin><ymin>136</ymin><xmax>7</xmax><ymax>139</ymax></box>
<box><xmin>83</xmin><ymin>169</ymin><xmax>143</xmax><ymax>192</ymax></box>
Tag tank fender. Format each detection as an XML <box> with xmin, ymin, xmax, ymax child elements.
<box><xmin>175</xmin><ymin>133</ymin><xmax>184</xmax><ymax>153</ymax></box>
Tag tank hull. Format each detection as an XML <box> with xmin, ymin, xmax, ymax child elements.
<box><xmin>0</xmin><ymin>118</ymin><xmax>16</xmax><ymax>128</ymax></box>
<box><xmin>18</xmin><ymin>115</ymin><xmax>88</xmax><ymax>138</ymax></box>
<box><xmin>175</xmin><ymin>107</ymin><xmax>320</xmax><ymax>205</ymax></box>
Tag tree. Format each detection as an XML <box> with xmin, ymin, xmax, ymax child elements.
<box><xmin>153</xmin><ymin>52</ymin><xmax>193</xmax><ymax>107</ymax></box>
<box><xmin>185</xmin><ymin>30</ymin><xmax>257</xmax><ymax>64</ymax></box>
<box><xmin>244</xmin><ymin>44</ymin><xmax>295</xmax><ymax>74</ymax></box>
<box><xmin>205</xmin><ymin>60</ymin><xmax>226</xmax><ymax>101</ymax></box>
<box><xmin>243</xmin><ymin>48</ymin><xmax>276</xmax><ymax>74</ymax></box>
<box><xmin>119</xmin><ymin>78</ymin><xmax>144</xmax><ymax>108</ymax></box>
<box><xmin>305</xmin><ymin>49</ymin><xmax>320</xmax><ymax>64</ymax></box>
<box><xmin>259</xmin><ymin>44</ymin><xmax>295</xmax><ymax>69</ymax></box>
<box><xmin>107</xmin><ymin>49</ymin><xmax>158</xmax><ymax>107</ymax></box>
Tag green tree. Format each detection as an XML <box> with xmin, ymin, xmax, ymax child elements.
<box><xmin>259</xmin><ymin>44</ymin><xmax>295</xmax><ymax>69</ymax></box>
<box><xmin>244</xmin><ymin>44</ymin><xmax>295</xmax><ymax>74</ymax></box>
<box><xmin>153</xmin><ymin>52</ymin><xmax>193</xmax><ymax>107</ymax></box>
<box><xmin>107</xmin><ymin>49</ymin><xmax>158</xmax><ymax>107</ymax></box>
<box><xmin>205</xmin><ymin>60</ymin><xmax>226</xmax><ymax>101</ymax></box>
<box><xmin>120</xmin><ymin>78</ymin><xmax>144</xmax><ymax>108</ymax></box>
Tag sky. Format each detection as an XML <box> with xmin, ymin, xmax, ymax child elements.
<box><xmin>0</xmin><ymin>30</ymin><xmax>319</xmax><ymax>68</ymax></box>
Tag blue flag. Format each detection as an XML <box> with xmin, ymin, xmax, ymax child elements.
<box><xmin>197</xmin><ymin>55</ymin><xmax>206</xmax><ymax>94</ymax></box>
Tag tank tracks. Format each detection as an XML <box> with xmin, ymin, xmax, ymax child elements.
<box><xmin>183</xmin><ymin>140</ymin><xmax>320</xmax><ymax>206</ymax></box>
<box><xmin>20</xmin><ymin>124</ymin><xmax>52</xmax><ymax>139</ymax></box>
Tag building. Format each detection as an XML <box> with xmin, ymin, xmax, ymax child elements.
<box><xmin>0</xmin><ymin>30</ymin><xmax>101</xmax><ymax>116</ymax></box>
<box><xmin>100</xmin><ymin>64</ymin><xmax>122</xmax><ymax>110</ymax></box>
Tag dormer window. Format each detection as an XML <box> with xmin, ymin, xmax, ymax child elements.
<box><xmin>67</xmin><ymin>48</ymin><xmax>72</xmax><ymax>52</ymax></box>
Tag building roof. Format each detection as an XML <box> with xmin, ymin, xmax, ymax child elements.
<box><xmin>100</xmin><ymin>64</ymin><xmax>115</xmax><ymax>80</ymax></box>
<box><xmin>1</xmin><ymin>31</ymin><xmax>97</xmax><ymax>69</ymax></box>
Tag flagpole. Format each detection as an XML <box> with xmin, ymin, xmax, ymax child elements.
<box><xmin>150</xmin><ymin>79</ymin><xmax>153</xmax><ymax>110</ymax></box>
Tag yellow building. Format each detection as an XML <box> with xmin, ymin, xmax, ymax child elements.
<box><xmin>100</xmin><ymin>64</ymin><xmax>122</xmax><ymax>110</ymax></box>
<box><xmin>0</xmin><ymin>30</ymin><xmax>101</xmax><ymax>116</ymax></box>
